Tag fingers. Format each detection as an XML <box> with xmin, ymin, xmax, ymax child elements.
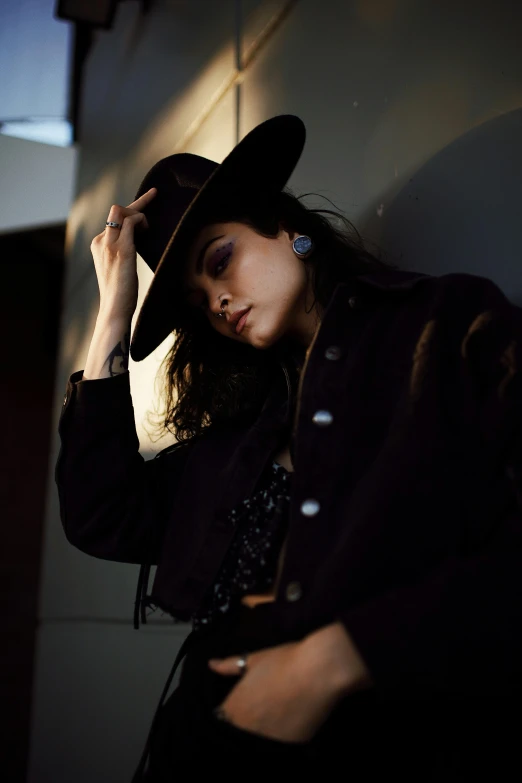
<box><xmin>208</xmin><ymin>655</ymin><xmax>249</xmax><ymax>676</ymax></box>
<box><xmin>104</xmin><ymin>206</ymin><xmax>149</xmax><ymax>245</ymax></box>
<box><xmin>118</xmin><ymin>212</ymin><xmax>147</xmax><ymax>247</ymax></box>
<box><xmin>126</xmin><ymin>186</ymin><xmax>157</xmax><ymax>210</ymax></box>
<box><xmin>92</xmin><ymin>187</ymin><xmax>157</xmax><ymax>247</ymax></box>
<box><xmin>208</xmin><ymin>659</ymin><xmax>242</xmax><ymax>676</ymax></box>
<box><xmin>104</xmin><ymin>205</ymin><xmax>125</xmax><ymax>244</ymax></box>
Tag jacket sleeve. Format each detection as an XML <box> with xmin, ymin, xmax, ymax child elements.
<box><xmin>319</xmin><ymin>274</ymin><xmax>522</xmax><ymax>696</ymax></box>
<box><xmin>55</xmin><ymin>369</ymin><xmax>194</xmax><ymax>565</ymax></box>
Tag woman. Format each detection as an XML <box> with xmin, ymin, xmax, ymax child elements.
<box><xmin>56</xmin><ymin>116</ymin><xmax>522</xmax><ymax>781</ymax></box>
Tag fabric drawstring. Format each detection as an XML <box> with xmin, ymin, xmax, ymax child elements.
<box><xmin>141</xmin><ymin>563</ymin><xmax>151</xmax><ymax>625</ymax></box>
<box><xmin>134</xmin><ymin>562</ymin><xmax>152</xmax><ymax>630</ymax></box>
<box><xmin>134</xmin><ymin>561</ymin><xmax>153</xmax><ymax>630</ymax></box>
<box><xmin>134</xmin><ymin>564</ymin><xmax>146</xmax><ymax>630</ymax></box>
<box><xmin>130</xmin><ymin>628</ymin><xmax>197</xmax><ymax>781</ymax></box>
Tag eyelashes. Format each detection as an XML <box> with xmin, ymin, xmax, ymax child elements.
<box><xmin>210</xmin><ymin>242</ymin><xmax>233</xmax><ymax>276</ymax></box>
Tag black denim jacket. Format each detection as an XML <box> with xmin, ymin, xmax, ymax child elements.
<box><xmin>55</xmin><ymin>267</ymin><xmax>522</xmax><ymax>698</ymax></box>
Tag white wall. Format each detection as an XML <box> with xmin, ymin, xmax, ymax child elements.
<box><xmin>31</xmin><ymin>1</ymin><xmax>522</xmax><ymax>781</ymax></box>
<box><xmin>0</xmin><ymin>135</ymin><xmax>77</xmax><ymax>234</ymax></box>
<box><xmin>0</xmin><ymin>0</ymin><xmax>77</xmax><ymax>234</ymax></box>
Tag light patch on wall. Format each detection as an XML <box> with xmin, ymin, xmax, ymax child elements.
<box><xmin>64</xmin><ymin>165</ymin><xmax>121</xmax><ymax>259</ymax></box>
<box><xmin>61</xmin><ymin>314</ymin><xmax>81</xmax><ymax>366</ymax></box>
<box><xmin>355</xmin><ymin>0</ymin><xmax>409</xmax><ymax>26</ymax></box>
<box><xmin>469</xmin><ymin>87</ymin><xmax>522</xmax><ymax>131</ymax></box>
<box><xmin>132</xmin><ymin>41</ymin><xmax>237</xmax><ymax>174</ymax></box>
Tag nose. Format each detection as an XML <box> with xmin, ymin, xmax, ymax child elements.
<box><xmin>209</xmin><ymin>297</ymin><xmax>225</xmax><ymax>319</ymax></box>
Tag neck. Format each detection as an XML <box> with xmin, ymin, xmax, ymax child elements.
<box><xmin>291</xmin><ymin>307</ymin><xmax>322</xmax><ymax>349</ymax></box>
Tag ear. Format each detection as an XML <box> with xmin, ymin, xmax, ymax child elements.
<box><xmin>278</xmin><ymin>221</ymin><xmax>297</xmax><ymax>241</ymax></box>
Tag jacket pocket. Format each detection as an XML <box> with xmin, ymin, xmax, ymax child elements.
<box><xmin>208</xmin><ymin>705</ymin><xmax>311</xmax><ymax>755</ymax></box>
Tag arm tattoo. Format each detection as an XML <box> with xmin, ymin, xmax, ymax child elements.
<box><xmin>105</xmin><ymin>329</ymin><xmax>130</xmax><ymax>376</ymax></box>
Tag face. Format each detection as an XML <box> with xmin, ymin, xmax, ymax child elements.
<box><xmin>182</xmin><ymin>221</ymin><xmax>320</xmax><ymax>349</ymax></box>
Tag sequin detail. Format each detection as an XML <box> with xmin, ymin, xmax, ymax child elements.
<box><xmin>191</xmin><ymin>460</ymin><xmax>293</xmax><ymax>631</ymax></box>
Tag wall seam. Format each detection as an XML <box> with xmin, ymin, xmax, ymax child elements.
<box><xmin>169</xmin><ymin>0</ymin><xmax>298</xmax><ymax>153</ymax></box>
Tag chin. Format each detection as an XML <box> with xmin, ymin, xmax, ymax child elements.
<box><xmin>248</xmin><ymin>323</ymin><xmax>287</xmax><ymax>351</ymax></box>
<box><xmin>242</xmin><ymin>332</ymin><xmax>266</xmax><ymax>349</ymax></box>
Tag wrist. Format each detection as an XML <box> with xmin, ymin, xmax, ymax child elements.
<box><xmin>97</xmin><ymin>308</ymin><xmax>133</xmax><ymax>328</ymax></box>
<box><xmin>299</xmin><ymin>621</ymin><xmax>374</xmax><ymax>700</ymax></box>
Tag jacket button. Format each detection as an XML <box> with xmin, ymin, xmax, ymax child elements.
<box><xmin>324</xmin><ymin>345</ymin><xmax>341</xmax><ymax>360</ymax></box>
<box><xmin>300</xmin><ymin>499</ymin><xmax>320</xmax><ymax>516</ymax></box>
<box><xmin>348</xmin><ymin>296</ymin><xmax>360</xmax><ymax>308</ymax></box>
<box><xmin>285</xmin><ymin>581</ymin><xmax>302</xmax><ymax>602</ymax></box>
<box><xmin>312</xmin><ymin>410</ymin><xmax>333</xmax><ymax>426</ymax></box>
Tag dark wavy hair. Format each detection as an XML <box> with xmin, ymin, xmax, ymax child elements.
<box><xmin>145</xmin><ymin>188</ymin><xmax>398</xmax><ymax>444</ymax></box>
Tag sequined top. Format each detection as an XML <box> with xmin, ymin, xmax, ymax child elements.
<box><xmin>191</xmin><ymin>459</ymin><xmax>293</xmax><ymax>632</ymax></box>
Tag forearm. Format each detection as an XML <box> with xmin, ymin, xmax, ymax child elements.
<box><xmin>299</xmin><ymin>621</ymin><xmax>375</xmax><ymax>701</ymax></box>
<box><xmin>83</xmin><ymin>311</ymin><xmax>132</xmax><ymax>379</ymax></box>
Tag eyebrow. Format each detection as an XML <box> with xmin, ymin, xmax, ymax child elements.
<box><xmin>184</xmin><ymin>234</ymin><xmax>225</xmax><ymax>293</ymax></box>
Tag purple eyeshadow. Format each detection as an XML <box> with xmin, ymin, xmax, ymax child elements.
<box><xmin>210</xmin><ymin>241</ymin><xmax>234</xmax><ymax>273</ymax></box>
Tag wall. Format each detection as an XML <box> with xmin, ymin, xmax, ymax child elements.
<box><xmin>0</xmin><ymin>135</ymin><xmax>77</xmax><ymax>234</ymax></box>
<box><xmin>30</xmin><ymin>1</ymin><xmax>522</xmax><ymax>781</ymax></box>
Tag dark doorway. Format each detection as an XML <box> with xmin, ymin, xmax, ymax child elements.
<box><xmin>0</xmin><ymin>223</ymin><xmax>65</xmax><ymax>783</ymax></box>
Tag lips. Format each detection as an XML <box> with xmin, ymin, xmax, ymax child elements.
<box><xmin>233</xmin><ymin>308</ymin><xmax>251</xmax><ymax>334</ymax></box>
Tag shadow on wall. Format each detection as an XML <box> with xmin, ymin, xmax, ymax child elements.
<box><xmin>359</xmin><ymin>107</ymin><xmax>522</xmax><ymax>306</ymax></box>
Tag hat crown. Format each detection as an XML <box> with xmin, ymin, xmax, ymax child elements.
<box><xmin>135</xmin><ymin>152</ymin><xmax>218</xmax><ymax>200</ymax></box>
<box><xmin>168</xmin><ymin>153</ymin><xmax>218</xmax><ymax>191</ymax></box>
<box><xmin>133</xmin><ymin>153</ymin><xmax>219</xmax><ymax>272</ymax></box>
<box><xmin>130</xmin><ymin>114</ymin><xmax>306</xmax><ymax>361</ymax></box>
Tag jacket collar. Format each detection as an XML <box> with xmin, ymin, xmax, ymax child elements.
<box><xmin>275</xmin><ymin>266</ymin><xmax>431</xmax><ymax>399</ymax></box>
<box><xmin>350</xmin><ymin>266</ymin><xmax>430</xmax><ymax>293</ymax></box>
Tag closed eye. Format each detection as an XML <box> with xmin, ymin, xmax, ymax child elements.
<box><xmin>198</xmin><ymin>249</ymin><xmax>232</xmax><ymax>311</ymax></box>
<box><xmin>211</xmin><ymin>245</ymin><xmax>232</xmax><ymax>277</ymax></box>
<box><xmin>214</xmin><ymin>251</ymin><xmax>231</xmax><ymax>276</ymax></box>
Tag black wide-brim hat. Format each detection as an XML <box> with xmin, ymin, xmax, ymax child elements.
<box><xmin>130</xmin><ymin>114</ymin><xmax>306</xmax><ymax>362</ymax></box>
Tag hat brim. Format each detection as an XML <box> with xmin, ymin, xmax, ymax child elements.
<box><xmin>130</xmin><ymin>114</ymin><xmax>306</xmax><ymax>362</ymax></box>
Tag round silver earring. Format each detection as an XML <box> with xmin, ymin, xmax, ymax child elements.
<box><xmin>292</xmin><ymin>235</ymin><xmax>314</xmax><ymax>258</ymax></box>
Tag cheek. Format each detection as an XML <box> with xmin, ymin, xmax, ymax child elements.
<box><xmin>246</xmin><ymin>266</ymin><xmax>287</xmax><ymax>301</ymax></box>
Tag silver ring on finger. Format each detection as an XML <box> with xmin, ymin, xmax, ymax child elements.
<box><xmin>236</xmin><ymin>655</ymin><xmax>248</xmax><ymax>675</ymax></box>
<box><xmin>106</xmin><ymin>221</ymin><xmax>122</xmax><ymax>229</ymax></box>
<box><xmin>213</xmin><ymin>706</ymin><xmax>229</xmax><ymax>722</ymax></box>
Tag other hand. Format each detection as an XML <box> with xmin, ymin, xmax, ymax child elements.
<box><xmin>208</xmin><ymin>617</ymin><xmax>374</xmax><ymax>743</ymax></box>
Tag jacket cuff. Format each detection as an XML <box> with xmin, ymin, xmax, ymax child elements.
<box><xmin>60</xmin><ymin>369</ymin><xmax>134</xmax><ymax>423</ymax></box>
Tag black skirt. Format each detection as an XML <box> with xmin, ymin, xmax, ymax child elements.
<box><xmin>135</xmin><ymin>601</ymin><xmax>512</xmax><ymax>782</ymax></box>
